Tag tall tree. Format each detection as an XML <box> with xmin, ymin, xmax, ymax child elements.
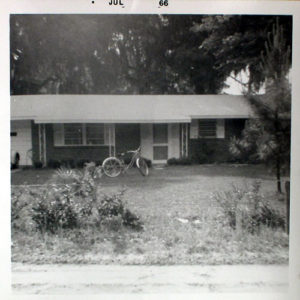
<box><xmin>10</xmin><ymin>15</ymin><xmax>292</xmax><ymax>96</ymax></box>
<box><xmin>229</xmin><ymin>20</ymin><xmax>291</xmax><ymax>192</ymax></box>
<box><xmin>193</xmin><ymin>15</ymin><xmax>292</xmax><ymax>92</ymax></box>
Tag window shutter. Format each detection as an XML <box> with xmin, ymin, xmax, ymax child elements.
<box><xmin>53</xmin><ymin>124</ymin><xmax>64</xmax><ymax>146</ymax></box>
<box><xmin>190</xmin><ymin>119</ymin><xmax>198</xmax><ymax>139</ymax></box>
<box><xmin>216</xmin><ymin>119</ymin><xmax>225</xmax><ymax>138</ymax></box>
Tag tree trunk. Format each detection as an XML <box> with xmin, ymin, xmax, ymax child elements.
<box><xmin>276</xmin><ymin>156</ymin><xmax>282</xmax><ymax>193</ymax></box>
<box><xmin>274</xmin><ymin>112</ymin><xmax>282</xmax><ymax>193</ymax></box>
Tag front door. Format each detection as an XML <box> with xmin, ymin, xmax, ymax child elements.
<box><xmin>153</xmin><ymin>123</ymin><xmax>168</xmax><ymax>162</ymax></box>
<box><xmin>115</xmin><ymin>124</ymin><xmax>140</xmax><ymax>154</ymax></box>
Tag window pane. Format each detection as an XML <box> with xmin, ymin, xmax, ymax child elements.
<box><xmin>153</xmin><ymin>124</ymin><xmax>168</xmax><ymax>143</ymax></box>
<box><xmin>198</xmin><ymin>120</ymin><xmax>216</xmax><ymax>138</ymax></box>
<box><xmin>86</xmin><ymin>124</ymin><xmax>104</xmax><ymax>145</ymax></box>
<box><xmin>153</xmin><ymin>146</ymin><xmax>168</xmax><ymax>160</ymax></box>
<box><xmin>64</xmin><ymin>124</ymin><xmax>82</xmax><ymax>145</ymax></box>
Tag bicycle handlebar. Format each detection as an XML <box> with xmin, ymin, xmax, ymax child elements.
<box><xmin>118</xmin><ymin>146</ymin><xmax>141</xmax><ymax>156</ymax></box>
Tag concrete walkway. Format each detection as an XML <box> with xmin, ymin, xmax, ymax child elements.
<box><xmin>11</xmin><ymin>263</ymin><xmax>288</xmax><ymax>294</ymax></box>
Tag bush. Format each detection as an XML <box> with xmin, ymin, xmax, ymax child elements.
<box><xmin>96</xmin><ymin>191</ymin><xmax>143</xmax><ymax>231</ymax></box>
<box><xmin>212</xmin><ymin>181</ymin><xmax>285</xmax><ymax>233</ymax></box>
<box><xmin>75</xmin><ymin>159</ymin><xmax>91</xmax><ymax>168</ymax></box>
<box><xmin>190</xmin><ymin>140</ymin><xmax>240</xmax><ymax>164</ymax></box>
<box><xmin>31</xmin><ymin>164</ymin><xmax>100</xmax><ymax>233</ymax></box>
<box><xmin>167</xmin><ymin>157</ymin><xmax>192</xmax><ymax>165</ymax></box>
<box><xmin>47</xmin><ymin>159</ymin><xmax>61</xmax><ymax>168</ymax></box>
<box><xmin>29</xmin><ymin>165</ymin><xmax>142</xmax><ymax>233</ymax></box>
<box><xmin>143</xmin><ymin>157</ymin><xmax>152</xmax><ymax>168</ymax></box>
<box><xmin>95</xmin><ymin>160</ymin><xmax>103</xmax><ymax>167</ymax></box>
<box><xmin>31</xmin><ymin>186</ymin><xmax>79</xmax><ymax>233</ymax></box>
<box><xmin>33</xmin><ymin>161</ymin><xmax>43</xmax><ymax>169</ymax></box>
<box><xmin>60</xmin><ymin>159</ymin><xmax>76</xmax><ymax>169</ymax></box>
<box><xmin>11</xmin><ymin>188</ymin><xmax>29</xmax><ymax>228</ymax></box>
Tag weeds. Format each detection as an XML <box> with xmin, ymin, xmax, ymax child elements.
<box><xmin>11</xmin><ymin>166</ymin><xmax>288</xmax><ymax>265</ymax></box>
<box><xmin>16</xmin><ymin>164</ymin><xmax>143</xmax><ymax>234</ymax></box>
<box><xmin>212</xmin><ymin>181</ymin><xmax>286</xmax><ymax>233</ymax></box>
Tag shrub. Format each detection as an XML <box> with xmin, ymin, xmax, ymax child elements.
<box><xmin>122</xmin><ymin>208</ymin><xmax>143</xmax><ymax>231</ymax></box>
<box><xmin>96</xmin><ymin>191</ymin><xmax>143</xmax><ymax>231</ymax></box>
<box><xmin>97</xmin><ymin>192</ymin><xmax>125</xmax><ymax>217</ymax></box>
<box><xmin>191</xmin><ymin>141</ymin><xmax>217</xmax><ymax>164</ymax></box>
<box><xmin>76</xmin><ymin>159</ymin><xmax>90</xmax><ymax>168</ymax></box>
<box><xmin>47</xmin><ymin>159</ymin><xmax>61</xmax><ymax>169</ymax></box>
<box><xmin>31</xmin><ymin>164</ymin><xmax>101</xmax><ymax>233</ymax></box>
<box><xmin>60</xmin><ymin>159</ymin><xmax>76</xmax><ymax>169</ymax></box>
<box><xmin>95</xmin><ymin>160</ymin><xmax>103</xmax><ymax>167</ymax></box>
<box><xmin>143</xmin><ymin>157</ymin><xmax>152</xmax><ymax>168</ymax></box>
<box><xmin>31</xmin><ymin>185</ymin><xmax>79</xmax><ymax>233</ymax></box>
<box><xmin>52</xmin><ymin>163</ymin><xmax>102</xmax><ymax>195</ymax></box>
<box><xmin>212</xmin><ymin>181</ymin><xmax>285</xmax><ymax>233</ymax></box>
<box><xmin>30</xmin><ymin>165</ymin><xmax>142</xmax><ymax>233</ymax></box>
<box><xmin>167</xmin><ymin>157</ymin><xmax>192</xmax><ymax>165</ymax></box>
<box><xmin>191</xmin><ymin>140</ymin><xmax>237</xmax><ymax>164</ymax></box>
<box><xmin>33</xmin><ymin>161</ymin><xmax>43</xmax><ymax>169</ymax></box>
<box><xmin>11</xmin><ymin>187</ymin><xmax>29</xmax><ymax>227</ymax></box>
<box><xmin>53</xmin><ymin>167</ymin><xmax>83</xmax><ymax>185</ymax></box>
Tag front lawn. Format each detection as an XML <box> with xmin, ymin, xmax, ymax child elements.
<box><xmin>11</xmin><ymin>164</ymin><xmax>289</xmax><ymax>265</ymax></box>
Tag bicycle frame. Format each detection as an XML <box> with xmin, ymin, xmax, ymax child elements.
<box><xmin>102</xmin><ymin>146</ymin><xmax>148</xmax><ymax>177</ymax></box>
<box><xmin>119</xmin><ymin>147</ymin><xmax>141</xmax><ymax>173</ymax></box>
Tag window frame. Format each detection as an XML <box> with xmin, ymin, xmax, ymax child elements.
<box><xmin>198</xmin><ymin>119</ymin><xmax>217</xmax><ymax>139</ymax></box>
<box><xmin>54</xmin><ymin>123</ymin><xmax>107</xmax><ymax>147</ymax></box>
<box><xmin>190</xmin><ymin>119</ymin><xmax>225</xmax><ymax>139</ymax></box>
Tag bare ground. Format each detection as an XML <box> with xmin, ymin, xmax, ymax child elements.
<box><xmin>11</xmin><ymin>263</ymin><xmax>288</xmax><ymax>294</ymax></box>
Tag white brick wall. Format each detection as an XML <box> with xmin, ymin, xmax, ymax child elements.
<box><xmin>11</xmin><ymin>120</ymin><xmax>32</xmax><ymax>166</ymax></box>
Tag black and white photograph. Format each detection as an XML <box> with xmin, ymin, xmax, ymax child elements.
<box><xmin>3</xmin><ymin>0</ymin><xmax>300</xmax><ymax>298</ymax></box>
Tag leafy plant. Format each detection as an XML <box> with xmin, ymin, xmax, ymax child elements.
<box><xmin>60</xmin><ymin>159</ymin><xmax>76</xmax><ymax>169</ymax></box>
<box><xmin>33</xmin><ymin>161</ymin><xmax>43</xmax><ymax>169</ymax></box>
<box><xmin>96</xmin><ymin>191</ymin><xmax>143</xmax><ymax>231</ymax></box>
<box><xmin>30</xmin><ymin>164</ymin><xmax>142</xmax><ymax>233</ymax></box>
<box><xmin>47</xmin><ymin>159</ymin><xmax>61</xmax><ymax>168</ymax></box>
<box><xmin>31</xmin><ymin>185</ymin><xmax>78</xmax><ymax>233</ymax></box>
<box><xmin>213</xmin><ymin>181</ymin><xmax>285</xmax><ymax>233</ymax></box>
<box><xmin>167</xmin><ymin>157</ymin><xmax>192</xmax><ymax>165</ymax></box>
<box><xmin>11</xmin><ymin>187</ymin><xmax>29</xmax><ymax>226</ymax></box>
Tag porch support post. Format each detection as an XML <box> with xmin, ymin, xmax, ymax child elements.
<box><xmin>185</xmin><ymin>123</ymin><xmax>189</xmax><ymax>157</ymax></box>
<box><xmin>108</xmin><ymin>124</ymin><xmax>115</xmax><ymax>157</ymax></box>
<box><xmin>180</xmin><ymin>123</ymin><xmax>189</xmax><ymax>158</ymax></box>
<box><xmin>108</xmin><ymin>125</ymin><xmax>112</xmax><ymax>157</ymax></box>
<box><xmin>38</xmin><ymin>124</ymin><xmax>46</xmax><ymax>166</ymax></box>
<box><xmin>112</xmin><ymin>124</ymin><xmax>116</xmax><ymax>156</ymax></box>
<box><xmin>43</xmin><ymin>124</ymin><xmax>47</xmax><ymax>165</ymax></box>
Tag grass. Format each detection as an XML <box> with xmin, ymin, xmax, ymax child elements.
<box><xmin>11</xmin><ymin>164</ymin><xmax>289</xmax><ymax>265</ymax></box>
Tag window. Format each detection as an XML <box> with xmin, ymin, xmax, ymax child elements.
<box><xmin>54</xmin><ymin>123</ymin><xmax>107</xmax><ymax>146</ymax></box>
<box><xmin>64</xmin><ymin>124</ymin><xmax>83</xmax><ymax>145</ymax></box>
<box><xmin>153</xmin><ymin>124</ymin><xmax>168</xmax><ymax>143</ymax></box>
<box><xmin>198</xmin><ymin>120</ymin><xmax>217</xmax><ymax>138</ymax></box>
<box><xmin>190</xmin><ymin>119</ymin><xmax>225</xmax><ymax>139</ymax></box>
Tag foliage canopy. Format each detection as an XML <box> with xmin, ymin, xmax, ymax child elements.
<box><xmin>10</xmin><ymin>14</ymin><xmax>292</xmax><ymax>95</ymax></box>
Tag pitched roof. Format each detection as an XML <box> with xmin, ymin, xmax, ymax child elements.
<box><xmin>11</xmin><ymin>94</ymin><xmax>253</xmax><ymax>123</ymax></box>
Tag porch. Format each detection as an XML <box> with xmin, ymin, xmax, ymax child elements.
<box><xmin>31</xmin><ymin>122</ymin><xmax>189</xmax><ymax>166</ymax></box>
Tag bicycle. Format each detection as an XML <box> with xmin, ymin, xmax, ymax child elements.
<box><xmin>102</xmin><ymin>146</ymin><xmax>149</xmax><ymax>177</ymax></box>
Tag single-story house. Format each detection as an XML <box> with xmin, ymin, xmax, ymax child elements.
<box><xmin>10</xmin><ymin>95</ymin><xmax>253</xmax><ymax>166</ymax></box>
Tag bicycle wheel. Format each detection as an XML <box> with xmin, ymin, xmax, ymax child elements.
<box><xmin>136</xmin><ymin>157</ymin><xmax>149</xmax><ymax>176</ymax></box>
<box><xmin>102</xmin><ymin>157</ymin><xmax>122</xmax><ymax>177</ymax></box>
